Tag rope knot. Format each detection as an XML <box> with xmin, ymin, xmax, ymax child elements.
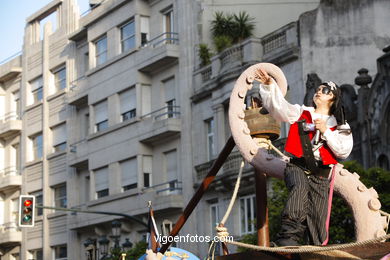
<box><xmin>216</xmin><ymin>225</ymin><xmax>229</xmax><ymax>240</ymax></box>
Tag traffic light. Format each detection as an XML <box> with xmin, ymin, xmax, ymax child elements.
<box><xmin>19</xmin><ymin>195</ymin><xmax>35</xmax><ymax>227</ymax></box>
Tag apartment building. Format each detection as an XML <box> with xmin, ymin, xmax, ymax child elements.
<box><xmin>0</xmin><ymin>0</ymin><xmax>326</xmax><ymax>259</ymax></box>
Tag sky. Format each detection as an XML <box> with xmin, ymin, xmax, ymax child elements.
<box><xmin>0</xmin><ymin>0</ymin><xmax>90</xmax><ymax>63</ymax></box>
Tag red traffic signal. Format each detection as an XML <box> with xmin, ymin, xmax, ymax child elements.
<box><xmin>19</xmin><ymin>195</ymin><xmax>35</xmax><ymax>227</ymax></box>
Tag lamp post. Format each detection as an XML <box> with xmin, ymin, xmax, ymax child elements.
<box><xmin>84</xmin><ymin>220</ymin><xmax>133</xmax><ymax>260</ymax></box>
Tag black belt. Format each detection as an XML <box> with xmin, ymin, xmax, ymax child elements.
<box><xmin>290</xmin><ymin>157</ymin><xmax>331</xmax><ymax>178</ymax></box>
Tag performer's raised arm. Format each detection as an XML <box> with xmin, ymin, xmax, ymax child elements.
<box><xmin>256</xmin><ymin>68</ymin><xmax>303</xmax><ymax>124</ymax></box>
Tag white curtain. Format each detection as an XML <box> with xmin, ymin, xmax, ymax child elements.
<box><xmin>94</xmin><ymin>167</ymin><xmax>108</xmax><ymax>192</ymax></box>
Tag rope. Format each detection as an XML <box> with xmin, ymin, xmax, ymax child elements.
<box><xmin>207</xmin><ymin>160</ymin><xmax>245</xmax><ymax>260</ymax></box>
<box><xmin>256</xmin><ymin>138</ymin><xmax>289</xmax><ymax>160</ymax></box>
<box><xmin>220</xmin><ymin>160</ymin><xmax>245</xmax><ymax>225</ymax></box>
<box><xmin>223</xmin><ymin>233</ymin><xmax>390</xmax><ymax>254</ymax></box>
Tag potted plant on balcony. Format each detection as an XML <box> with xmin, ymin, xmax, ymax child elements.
<box><xmin>198</xmin><ymin>43</ymin><xmax>212</xmax><ymax>67</ymax></box>
<box><xmin>210</xmin><ymin>11</ymin><xmax>255</xmax><ymax>53</ymax></box>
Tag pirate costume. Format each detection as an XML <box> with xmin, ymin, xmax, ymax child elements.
<box><xmin>259</xmin><ymin>80</ymin><xmax>353</xmax><ymax>246</ymax></box>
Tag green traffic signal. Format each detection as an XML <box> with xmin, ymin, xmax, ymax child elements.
<box><xmin>23</xmin><ymin>215</ymin><xmax>32</xmax><ymax>222</ymax></box>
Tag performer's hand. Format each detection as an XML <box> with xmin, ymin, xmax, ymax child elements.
<box><xmin>314</xmin><ymin>118</ymin><xmax>327</xmax><ymax>133</ymax></box>
<box><xmin>255</xmin><ymin>68</ymin><xmax>273</xmax><ymax>85</ymax></box>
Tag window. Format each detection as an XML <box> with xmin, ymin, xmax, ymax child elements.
<box><xmin>95</xmin><ymin>36</ymin><xmax>107</xmax><ymax>66</ymax></box>
<box><xmin>165</xmin><ymin>150</ymin><xmax>178</xmax><ymax>193</ymax></box>
<box><xmin>210</xmin><ymin>203</ymin><xmax>219</xmax><ymax>235</ymax></box>
<box><xmin>31</xmin><ymin>191</ymin><xmax>43</xmax><ymax>216</ymax></box>
<box><xmin>240</xmin><ymin>195</ymin><xmax>256</xmax><ymax>235</ymax></box>
<box><xmin>54</xmin><ymin>184</ymin><xmax>67</xmax><ymax>209</ymax></box>
<box><xmin>120</xmin><ymin>20</ymin><xmax>135</xmax><ymax>52</ymax></box>
<box><xmin>163</xmin><ymin>8</ymin><xmax>174</xmax><ymax>44</ymax></box>
<box><xmin>140</xmin><ymin>16</ymin><xmax>149</xmax><ymax>46</ymax></box>
<box><xmin>52</xmin><ymin>123</ymin><xmax>67</xmax><ymax>152</ymax></box>
<box><xmin>53</xmin><ymin>245</ymin><xmax>67</xmax><ymax>260</ymax></box>
<box><xmin>143</xmin><ymin>155</ymin><xmax>152</xmax><ymax>188</ymax></box>
<box><xmin>120</xmin><ymin>87</ymin><xmax>136</xmax><ymax>122</ymax></box>
<box><xmin>161</xmin><ymin>219</ymin><xmax>173</xmax><ymax>236</ymax></box>
<box><xmin>206</xmin><ymin>118</ymin><xmax>215</xmax><ymax>160</ymax></box>
<box><xmin>12</xmin><ymin>144</ymin><xmax>20</xmax><ymax>174</ymax></box>
<box><xmin>94</xmin><ymin>100</ymin><xmax>108</xmax><ymax>132</ymax></box>
<box><xmin>210</xmin><ymin>203</ymin><xmax>221</xmax><ymax>255</ymax></box>
<box><xmin>32</xmin><ymin>134</ymin><xmax>43</xmax><ymax>160</ymax></box>
<box><xmin>12</xmin><ymin>91</ymin><xmax>20</xmax><ymax>119</ymax></box>
<box><xmin>29</xmin><ymin>249</ymin><xmax>43</xmax><ymax>260</ymax></box>
<box><xmin>30</xmin><ymin>76</ymin><xmax>43</xmax><ymax>103</ymax></box>
<box><xmin>54</xmin><ymin>66</ymin><xmax>66</xmax><ymax>91</ymax></box>
<box><xmin>11</xmin><ymin>198</ymin><xmax>18</xmax><ymax>223</ymax></box>
<box><xmin>84</xmin><ymin>52</ymin><xmax>89</xmax><ymax>73</ymax></box>
<box><xmin>163</xmin><ymin>77</ymin><xmax>176</xmax><ymax>118</ymax></box>
<box><xmin>95</xmin><ymin>167</ymin><xmax>109</xmax><ymax>198</ymax></box>
<box><xmin>164</xmin><ymin>8</ymin><xmax>174</xmax><ymax>33</ymax></box>
<box><xmin>121</xmin><ymin>158</ymin><xmax>138</xmax><ymax>191</ymax></box>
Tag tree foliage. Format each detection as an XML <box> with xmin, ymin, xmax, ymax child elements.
<box><xmin>104</xmin><ymin>240</ymin><xmax>147</xmax><ymax>260</ymax></box>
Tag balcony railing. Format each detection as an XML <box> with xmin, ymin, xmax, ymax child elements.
<box><xmin>195</xmin><ymin>151</ymin><xmax>252</xmax><ymax>182</ymax></box>
<box><xmin>140</xmin><ymin>105</ymin><xmax>180</xmax><ymax>121</ymax></box>
<box><xmin>0</xmin><ymin>166</ymin><xmax>20</xmax><ymax>176</ymax></box>
<box><xmin>0</xmin><ymin>111</ymin><xmax>20</xmax><ymax>122</ymax></box>
<box><xmin>143</xmin><ymin>179</ymin><xmax>182</xmax><ymax>195</ymax></box>
<box><xmin>143</xmin><ymin>32</ymin><xmax>179</xmax><ymax>48</ymax></box>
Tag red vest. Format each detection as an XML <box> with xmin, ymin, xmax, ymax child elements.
<box><xmin>285</xmin><ymin>110</ymin><xmax>338</xmax><ymax>165</ymax></box>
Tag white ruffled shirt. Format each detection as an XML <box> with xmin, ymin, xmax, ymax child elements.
<box><xmin>259</xmin><ymin>81</ymin><xmax>353</xmax><ymax>161</ymax></box>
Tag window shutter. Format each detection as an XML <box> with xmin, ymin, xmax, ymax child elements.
<box><xmin>120</xmin><ymin>88</ymin><xmax>136</xmax><ymax>114</ymax></box>
<box><xmin>31</xmin><ymin>76</ymin><xmax>43</xmax><ymax>91</ymax></box>
<box><xmin>164</xmin><ymin>78</ymin><xmax>175</xmax><ymax>102</ymax></box>
<box><xmin>121</xmin><ymin>158</ymin><xmax>137</xmax><ymax>186</ymax></box>
<box><xmin>94</xmin><ymin>100</ymin><xmax>107</xmax><ymax>123</ymax></box>
<box><xmin>95</xmin><ymin>167</ymin><xmax>108</xmax><ymax>192</ymax></box>
<box><xmin>52</xmin><ymin>124</ymin><xmax>66</xmax><ymax>146</ymax></box>
<box><xmin>165</xmin><ymin>150</ymin><xmax>177</xmax><ymax>181</ymax></box>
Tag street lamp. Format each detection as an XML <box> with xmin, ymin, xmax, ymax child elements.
<box><xmin>111</xmin><ymin>220</ymin><xmax>122</xmax><ymax>248</ymax></box>
<box><xmin>84</xmin><ymin>220</ymin><xmax>133</xmax><ymax>260</ymax></box>
<box><xmin>98</xmin><ymin>236</ymin><xmax>110</xmax><ymax>259</ymax></box>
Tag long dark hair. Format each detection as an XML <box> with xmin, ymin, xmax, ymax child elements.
<box><xmin>313</xmin><ymin>82</ymin><xmax>345</xmax><ymax>125</ymax></box>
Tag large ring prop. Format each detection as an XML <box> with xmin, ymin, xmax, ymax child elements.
<box><xmin>228</xmin><ymin>63</ymin><xmax>387</xmax><ymax>241</ymax></box>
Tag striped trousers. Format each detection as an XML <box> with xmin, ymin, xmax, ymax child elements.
<box><xmin>278</xmin><ymin>163</ymin><xmax>330</xmax><ymax>245</ymax></box>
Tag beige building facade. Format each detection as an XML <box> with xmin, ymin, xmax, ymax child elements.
<box><xmin>0</xmin><ymin>0</ymin><xmax>324</xmax><ymax>259</ymax></box>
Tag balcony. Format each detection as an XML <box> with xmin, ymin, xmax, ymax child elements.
<box><xmin>194</xmin><ymin>151</ymin><xmax>254</xmax><ymax>191</ymax></box>
<box><xmin>0</xmin><ymin>54</ymin><xmax>22</xmax><ymax>83</ymax></box>
<box><xmin>192</xmin><ymin>38</ymin><xmax>262</xmax><ymax>101</ymax></box>
<box><xmin>139</xmin><ymin>105</ymin><xmax>181</xmax><ymax>144</ymax></box>
<box><xmin>68</xmin><ymin>76</ymin><xmax>88</xmax><ymax>106</ymax></box>
<box><xmin>137</xmin><ymin>32</ymin><xmax>180</xmax><ymax>73</ymax></box>
<box><xmin>68</xmin><ymin>139</ymin><xmax>89</xmax><ymax>166</ymax></box>
<box><xmin>261</xmin><ymin>22</ymin><xmax>299</xmax><ymax>65</ymax></box>
<box><xmin>0</xmin><ymin>112</ymin><xmax>22</xmax><ymax>138</ymax></box>
<box><xmin>0</xmin><ymin>166</ymin><xmax>22</xmax><ymax>191</ymax></box>
<box><xmin>68</xmin><ymin>180</ymin><xmax>183</xmax><ymax>229</ymax></box>
<box><xmin>0</xmin><ymin>222</ymin><xmax>22</xmax><ymax>246</ymax></box>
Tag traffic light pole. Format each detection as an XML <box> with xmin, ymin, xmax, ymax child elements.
<box><xmin>35</xmin><ymin>205</ymin><xmax>148</xmax><ymax>228</ymax></box>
